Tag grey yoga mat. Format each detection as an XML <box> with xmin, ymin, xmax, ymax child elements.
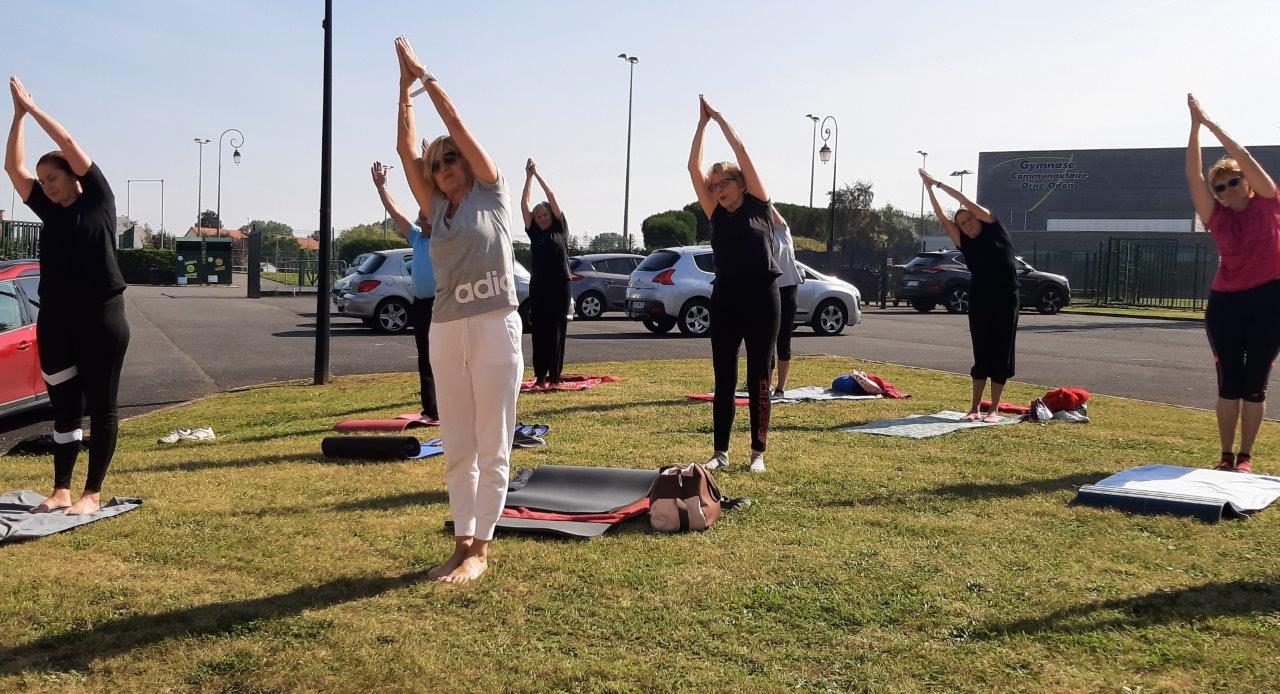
<box><xmin>1</xmin><ymin>490</ymin><xmax>142</xmax><ymax>543</ymax></box>
<box><xmin>503</xmin><ymin>465</ymin><xmax>659</xmax><ymax>514</ymax></box>
<box><xmin>842</xmin><ymin>410</ymin><xmax>1021</xmax><ymax>438</ymax></box>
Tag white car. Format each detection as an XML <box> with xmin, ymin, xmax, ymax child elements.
<box><xmin>625</xmin><ymin>245</ymin><xmax>861</xmax><ymax>337</ymax></box>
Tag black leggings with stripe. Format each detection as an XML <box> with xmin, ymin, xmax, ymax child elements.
<box><xmin>1206</xmin><ymin>280</ymin><xmax>1280</xmax><ymax>401</ymax></box>
<box><xmin>37</xmin><ymin>294</ymin><xmax>130</xmax><ymax>493</ymax></box>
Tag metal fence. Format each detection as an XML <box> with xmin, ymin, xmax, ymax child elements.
<box><xmin>0</xmin><ymin>220</ymin><xmax>41</xmax><ymax>260</ymax></box>
<box><xmin>1022</xmin><ymin>238</ymin><xmax>1213</xmax><ymax>311</ymax></box>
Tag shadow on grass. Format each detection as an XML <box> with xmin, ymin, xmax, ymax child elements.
<box><xmin>526</xmin><ymin>398</ymin><xmax>688</xmax><ymax>418</ymax></box>
<box><xmin>0</xmin><ymin>570</ymin><xmax>433</xmax><ymax>676</ymax></box>
<box><xmin>829</xmin><ymin>470</ymin><xmax>1112</xmax><ymax>507</ymax></box>
<box><xmin>977</xmin><ymin>579</ymin><xmax>1280</xmax><ymax>637</ymax></box>
<box><xmin>239</xmin><ymin>490</ymin><xmax>452</xmax><ymax>518</ymax></box>
<box><xmin>128</xmin><ymin>450</ymin><xmax>417</xmax><ymax>475</ymax></box>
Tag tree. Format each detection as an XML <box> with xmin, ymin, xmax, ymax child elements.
<box><xmin>587</xmin><ymin>232</ymin><xmax>626</xmax><ymax>253</ymax></box>
<box><xmin>336</xmin><ymin>224</ymin><xmax>405</xmax><ymax>263</ymax></box>
<box><xmin>241</xmin><ymin>219</ymin><xmax>295</xmax><ymax>238</ymax></box>
<box><xmin>682</xmin><ymin>202</ymin><xmax>711</xmax><ymax>242</ymax></box>
<box><xmin>197</xmin><ymin>209</ymin><xmax>221</xmax><ymax>230</ymax></box>
<box><xmin>641</xmin><ymin>210</ymin><xmax>696</xmax><ymax>249</ymax></box>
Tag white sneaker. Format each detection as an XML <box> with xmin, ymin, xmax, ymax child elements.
<box><xmin>157</xmin><ymin>428</ymin><xmax>192</xmax><ymax>444</ymax></box>
<box><xmin>704</xmin><ymin>451</ymin><xmax>729</xmax><ymax>470</ymax></box>
<box><xmin>187</xmin><ymin>426</ymin><xmax>216</xmax><ymax>442</ymax></box>
<box><xmin>749</xmin><ymin>453</ymin><xmax>766</xmax><ymax>473</ymax></box>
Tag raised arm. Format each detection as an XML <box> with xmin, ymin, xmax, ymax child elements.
<box><xmin>1192</xmin><ymin>93</ymin><xmax>1276</xmax><ymax>199</ymax></box>
<box><xmin>688</xmin><ymin>99</ymin><xmax>716</xmax><ymax>218</ymax></box>
<box><xmin>521</xmin><ymin>159</ymin><xmax>535</xmax><ymax>228</ymax></box>
<box><xmin>9</xmin><ymin>77</ymin><xmax>90</xmax><ymax>175</ymax></box>
<box><xmin>372</xmin><ymin>161</ymin><xmax>412</xmax><ymax>237</ymax></box>
<box><xmin>702</xmin><ymin>95</ymin><xmax>769</xmax><ymax>201</ymax></box>
<box><xmin>397</xmin><ymin>36</ymin><xmax>498</xmax><ymax>185</ymax></box>
<box><xmin>920</xmin><ymin>169</ymin><xmax>961</xmax><ymax>246</ymax></box>
<box><xmin>931</xmin><ymin>169</ymin><xmax>993</xmax><ymax>223</ymax></box>
<box><xmin>532</xmin><ymin>162</ymin><xmax>562</xmax><ymax>220</ymax></box>
<box><xmin>1184</xmin><ymin>95</ymin><xmax>1217</xmax><ymax>224</ymax></box>
<box><xmin>5</xmin><ymin>81</ymin><xmax>33</xmax><ymax>201</ymax></box>
<box><xmin>394</xmin><ymin>49</ymin><xmax>433</xmax><ymax>217</ymax></box>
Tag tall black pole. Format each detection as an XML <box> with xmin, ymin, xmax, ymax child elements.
<box><xmin>820</xmin><ymin>116</ymin><xmax>838</xmax><ymax>255</ymax></box>
<box><xmin>619</xmin><ymin>55</ymin><xmax>638</xmax><ymax>252</ymax></box>
<box><xmin>216</xmin><ymin>128</ymin><xmax>244</xmax><ymax>239</ymax></box>
<box><xmin>314</xmin><ymin>0</ymin><xmax>333</xmax><ymax>385</ymax></box>
<box><xmin>195</xmin><ymin>138</ymin><xmax>209</xmax><ymax>283</ymax></box>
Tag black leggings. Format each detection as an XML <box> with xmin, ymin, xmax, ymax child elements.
<box><xmin>410</xmin><ymin>297</ymin><xmax>438</xmax><ymax>418</ymax></box>
<box><xmin>531</xmin><ymin>279</ymin><xmax>569</xmax><ymax>382</ymax></box>
<box><xmin>1205</xmin><ymin>280</ymin><xmax>1280</xmax><ymax>401</ymax></box>
<box><xmin>37</xmin><ymin>294</ymin><xmax>130</xmax><ymax>493</ymax></box>
<box><xmin>967</xmin><ymin>288</ymin><xmax>1018</xmax><ymax>384</ymax></box>
<box><xmin>712</xmin><ymin>284</ymin><xmax>780</xmax><ymax>453</ymax></box>
<box><xmin>776</xmin><ymin>284</ymin><xmax>798</xmax><ymax>362</ymax></box>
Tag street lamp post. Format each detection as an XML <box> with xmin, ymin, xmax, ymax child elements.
<box><xmin>215</xmin><ymin>128</ymin><xmax>244</xmax><ymax>239</ymax></box>
<box><xmin>382</xmin><ymin>164</ymin><xmax>395</xmax><ymax>236</ymax></box>
<box><xmin>126</xmin><ymin>178</ymin><xmax>165</xmax><ymax>247</ymax></box>
<box><xmin>805</xmin><ymin>114</ymin><xmax>819</xmax><ymax>207</ymax></box>
<box><xmin>817</xmin><ymin>116</ymin><xmax>839</xmax><ymax>254</ymax></box>
<box><xmin>916</xmin><ymin>150</ymin><xmax>928</xmax><ymax>218</ymax></box>
<box><xmin>194</xmin><ymin>137</ymin><xmax>210</xmax><ymax>282</ymax></box>
<box><xmin>949</xmin><ymin>169</ymin><xmax>973</xmax><ymax>194</ymax></box>
<box><xmin>618</xmin><ymin>53</ymin><xmax>638</xmax><ymax>251</ymax></box>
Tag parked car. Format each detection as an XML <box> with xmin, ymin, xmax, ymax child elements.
<box><xmin>332</xmin><ymin>248</ymin><xmax>537</xmax><ymax>333</ymax></box>
<box><xmin>897</xmin><ymin>250</ymin><xmax>1071</xmax><ymax>315</ymax></box>
<box><xmin>345</xmin><ymin>253</ymin><xmax>374</xmax><ymax>276</ymax></box>
<box><xmin>569</xmin><ymin>253</ymin><xmax>646</xmax><ymax>319</ymax></box>
<box><xmin>624</xmin><ymin>246</ymin><xmax>861</xmax><ymax>337</ymax></box>
<box><xmin>0</xmin><ymin>259</ymin><xmax>47</xmax><ymax>417</ymax></box>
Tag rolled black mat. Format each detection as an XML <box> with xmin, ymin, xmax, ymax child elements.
<box><xmin>503</xmin><ymin>465</ymin><xmax>659</xmax><ymax>514</ymax></box>
<box><xmin>322</xmin><ymin>435</ymin><xmax>420</xmax><ymax>460</ymax></box>
<box><xmin>1073</xmin><ymin>485</ymin><xmax>1242</xmax><ymax>523</ymax></box>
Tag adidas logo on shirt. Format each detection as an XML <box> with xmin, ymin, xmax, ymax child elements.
<box><xmin>454</xmin><ymin>270</ymin><xmax>511</xmax><ymax>304</ymax></box>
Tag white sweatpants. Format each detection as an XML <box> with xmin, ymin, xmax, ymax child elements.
<box><xmin>429</xmin><ymin>306</ymin><xmax>523</xmax><ymax>541</ymax></box>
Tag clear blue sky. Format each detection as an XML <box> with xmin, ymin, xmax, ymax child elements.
<box><xmin>4</xmin><ymin>0</ymin><xmax>1277</xmax><ymax>242</ymax></box>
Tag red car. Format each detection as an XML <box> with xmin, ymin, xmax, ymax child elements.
<box><xmin>0</xmin><ymin>259</ymin><xmax>46</xmax><ymax>416</ymax></box>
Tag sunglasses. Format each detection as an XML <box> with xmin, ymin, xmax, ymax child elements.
<box><xmin>1213</xmin><ymin>176</ymin><xmax>1242</xmax><ymax>194</ymax></box>
<box><xmin>431</xmin><ymin>151</ymin><xmax>461</xmax><ymax>172</ymax></box>
<box><xmin>707</xmin><ymin>177</ymin><xmax>740</xmax><ymax>192</ymax></box>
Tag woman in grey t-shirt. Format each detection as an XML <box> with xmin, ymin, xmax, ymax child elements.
<box><xmin>395</xmin><ymin>36</ymin><xmax>521</xmax><ymax>585</ymax></box>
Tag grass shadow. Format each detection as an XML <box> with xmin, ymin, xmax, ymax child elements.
<box><xmin>0</xmin><ymin>570</ymin><xmax>433</xmax><ymax>676</ymax></box>
<box><xmin>829</xmin><ymin>470</ymin><xmax>1113</xmax><ymax>507</ymax></box>
<box><xmin>977</xmin><ymin>579</ymin><xmax>1280</xmax><ymax>637</ymax></box>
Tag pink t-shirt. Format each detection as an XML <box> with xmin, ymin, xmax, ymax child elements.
<box><xmin>1207</xmin><ymin>186</ymin><xmax>1280</xmax><ymax>292</ymax></box>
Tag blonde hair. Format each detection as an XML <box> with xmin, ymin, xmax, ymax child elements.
<box><xmin>1206</xmin><ymin>156</ymin><xmax>1242</xmax><ymax>184</ymax></box>
<box><xmin>706</xmin><ymin>161</ymin><xmax>742</xmax><ymax>182</ymax></box>
<box><xmin>420</xmin><ymin>135</ymin><xmax>472</xmax><ymax>200</ymax></box>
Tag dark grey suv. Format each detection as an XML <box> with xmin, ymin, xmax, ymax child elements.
<box><xmin>898</xmin><ymin>250</ymin><xmax>1070</xmax><ymax>315</ymax></box>
<box><xmin>569</xmin><ymin>253</ymin><xmax>646</xmax><ymax>319</ymax></box>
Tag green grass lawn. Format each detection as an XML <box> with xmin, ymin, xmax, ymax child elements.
<box><xmin>261</xmin><ymin>271</ymin><xmax>300</xmax><ymax>286</ymax></box>
<box><xmin>1064</xmin><ymin>305</ymin><xmax>1206</xmax><ymax>321</ymax></box>
<box><xmin>1</xmin><ymin>357</ymin><xmax>1277</xmax><ymax>691</ymax></box>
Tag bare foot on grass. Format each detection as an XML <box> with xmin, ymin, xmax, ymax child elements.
<box><xmin>981</xmin><ymin>413</ymin><xmax>1000</xmax><ymax>424</ymax></box>
<box><xmin>30</xmin><ymin>489</ymin><xmax>72</xmax><ymax>513</ymax></box>
<box><xmin>961</xmin><ymin>411</ymin><xmax>981</xmax><ymax>422</ymax></box>
<box><xmin>441</xmin><ymin>554</ymin><xmax>488</xmax><ymax>584</ymax></box>
<box><xmin>428</xmin><ymin>541</ymin><xmax>471</xmax><ymax>580</ymax></box>
<box><xmin>65</xmin><ymin>492</ymin><xmax>101</xmax><ymax>515</ymax></box>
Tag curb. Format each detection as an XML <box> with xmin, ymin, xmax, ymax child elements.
<box><xmin>1061</xmin><ymin>309</ymin><xmax>1204</xmax><ymax>322</ymax></box>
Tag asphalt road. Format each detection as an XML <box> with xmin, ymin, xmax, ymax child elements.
<box><xmin>0</xmin><ymin>285</ymin><xmax>1248</xmax><ymax>450</ymax></box>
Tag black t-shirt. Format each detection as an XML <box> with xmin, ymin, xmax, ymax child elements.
<box><xmin>710</xmin><ymin>193</ymin><xmax>781</xmax><ymax>288</ymax></box>
<box><xmin>958</xmin><ymin>215</ymin><xmax>1018</xmax><ymax>292</ymax></box>
<box><xmin>528</xmin><ymin>212</ymin><xmax>570</xmax><ymax>282</ymax></box>
<box><xmin>25</xmin><ymin>162</ymin><xmax>126</xmax><ymax>310</ymax></box>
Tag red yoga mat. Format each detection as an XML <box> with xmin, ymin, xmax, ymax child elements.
<box><xmin>521</xmin><ymin>374</ymin><xmax>621</xmax><ymax>392</ymax></box>
<box><xmin>332</xmin><ymin>412</ymin><xmax>439</xmax><ymax>433</ymax></box>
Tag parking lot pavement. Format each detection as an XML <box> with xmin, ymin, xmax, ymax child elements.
<box><xmin>2</xmin><ymin>287</ymin><xmax>1258</xmax><ymax>451</ymax></box>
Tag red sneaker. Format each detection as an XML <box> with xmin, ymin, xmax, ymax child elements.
<box><xmin>1235</xmin><ymin>454</ymin><xmax>1253</xmax><ymax>473</ymax></box>
<box><xmin>1214</xmin><ymin>452</ymin><xmax>1236</xmax><ymax>471</ymax></box>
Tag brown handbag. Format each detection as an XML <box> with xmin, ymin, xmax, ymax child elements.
<box><xmin>647</xmin><ymin>463</ymin><xmax>723</xmax><ymax>532</ymax></box>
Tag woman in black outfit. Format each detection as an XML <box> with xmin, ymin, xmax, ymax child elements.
<box><xmin>521</xmin><ymin>158</ymin><xmax>570</xmax><ymax>388</ymax></box>
<box><xmin>5</xmin><ymin>76</ymin><xmax>130</xmax><ymax>514</ymax></box>
<box><xmin>920</xmin><ymin>168</ymin><xmax>1018</xmax><ymax>423</ymax></box>
<box><xmin>688</xmin><ymin>95</ymin><xmax>780</xmax><ymax>473</ymax></box>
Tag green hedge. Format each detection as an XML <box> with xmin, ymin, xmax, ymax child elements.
<box><xmin>116</xmin><ymin>248</ymin><xmax>178</xmax><ymax>284</ymax></box>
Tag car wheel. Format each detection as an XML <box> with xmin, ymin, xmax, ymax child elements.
<box><xmin>1036</xmin><ymin>285</ymin><xmax>1066</xmax><ymax>315</ymax></box>
<box><xmin>372</xmin><ymin>298</ymin><xmax>411</xmax><ymax>334</ymax></box>
<box><xmin>911</xmin><ymin>301</ymin><xmax>935</xmax><ymax>313</ymax></box>
<box><xmin>678</xmin><ymin>298</ymin><xmax>712</xmax><ymax>337</ymax></box>
<box><xmin>811</xmin><ymin>299</ymin><xmax>848</xmax><ymax>336</ymax></box>
<box><xmin>576</xmin><ymin>291</ymin><xmax>606</xmax><ymax>319</ymax></box>
<box><xmin>944</xmin><ymin>286</ymin><xmax>970</xmax><ymax>314</ymax></box>
<box><xmin>642</xmin><ymin>316</ymin><xmax>676</xmax><ymax>334</ymax></box>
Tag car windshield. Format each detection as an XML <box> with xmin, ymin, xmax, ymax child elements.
<box><xmin>355</xmin><ymin>254</ymin><xmax>386</xmax><ymax>275</ymax></box>
<box><xmin>569</xmin><ymin>257</ymin><xmax>583</xmax><ymax>271</ymax></box>
<box><xmin>905</xmin><ymin>255</ymin><xmax>945</xmax><ymax>268</ymax></box>
<box><xmin>637</xmin><ymin>250</ymin><xmax>679</xmax><ymax>272</ymax></box>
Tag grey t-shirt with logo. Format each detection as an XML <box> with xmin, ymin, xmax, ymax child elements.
<box><xmin>427</xmin><ymin>171</ymin><xmax>519</xmax><ymax>323</ymax></box>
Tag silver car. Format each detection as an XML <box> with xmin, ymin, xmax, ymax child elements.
<box><xmin>569</xmin><ymin>253</ymin><xmax>646</xmax><ymax>319</ymax></box>
<box><xmin>334</xmin><ymin>248</ymin><xmax>533</xmax><ymax>334</ymax></box>
<box><xmin>624</xmin><ymin>245</ymin><xmax>861</xmax><ymax>337</ymax></box>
